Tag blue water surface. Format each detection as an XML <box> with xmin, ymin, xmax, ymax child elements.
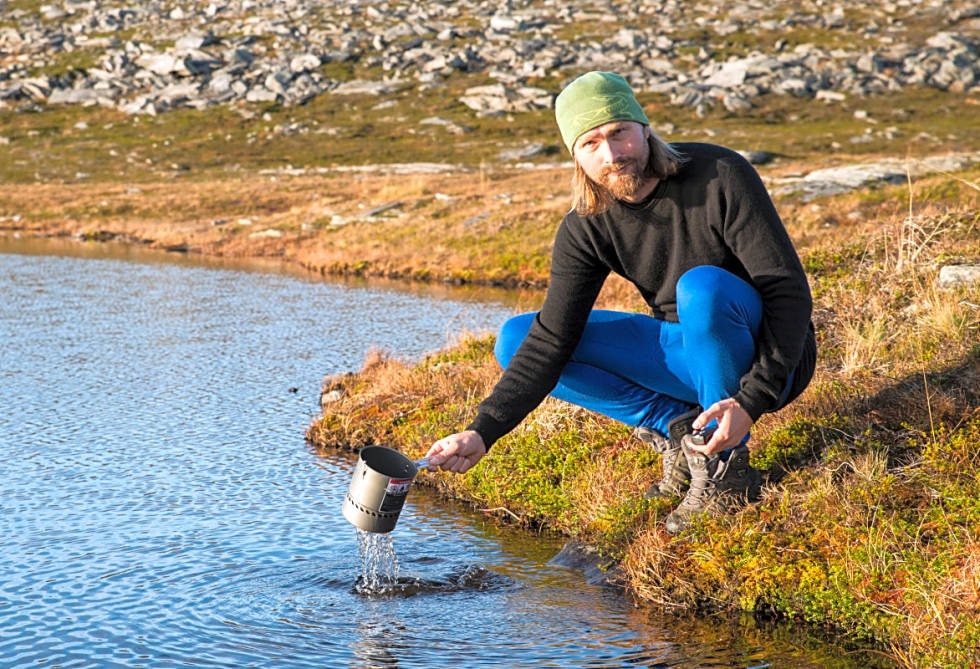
<box><xmin>0</xmin><ymin>241</ymin><xmax>891</xmax><ymax>668</ymax></box>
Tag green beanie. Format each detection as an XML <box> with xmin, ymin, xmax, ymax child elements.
<box><xmin>554</xmin><ymin>71</ymin><xmax>649</xmax><ymax>154</ymax></box>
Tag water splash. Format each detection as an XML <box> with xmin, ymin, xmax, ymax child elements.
<box><xmin>354</xmin><ymin>529</ymin><xmax>400</xmax><ymax>593</ymax></box>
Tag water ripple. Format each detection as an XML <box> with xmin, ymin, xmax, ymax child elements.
<box><xmin>0</xmin><ymin>246</ymin><xmax>890</xmax><ymax>669</ymax></box>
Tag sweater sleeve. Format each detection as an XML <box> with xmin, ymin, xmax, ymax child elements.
<box><xmin>716</xmin><ymin>153</ymin><xmax>813</xmax><ymax>419</ymax></box>
<box><xmin>466</xmin><ymin>218</ymin><xmax>609</xmax><ymax>448</ymax></box>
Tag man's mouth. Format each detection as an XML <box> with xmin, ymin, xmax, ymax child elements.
<box><xmin>603</xmin><ymin>161</ymin><xmax>636</xmax><ymax>178</ymax></box>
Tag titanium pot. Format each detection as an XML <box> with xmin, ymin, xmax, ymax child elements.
<box><xmin>342</xmin><ymin>445</ymin><xmax>420</xmax><ymax>534</ymax></box>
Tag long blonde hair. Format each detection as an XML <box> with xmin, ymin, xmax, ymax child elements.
<box><xmin>571</xmin><ymin>130</ymin><xmax>686</xmax><ymax>216</ymax></box>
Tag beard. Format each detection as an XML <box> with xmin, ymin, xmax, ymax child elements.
<box><xmin>598</xmin><ymin>160</ymin><xmax>646</xmax><ymax>201</ymax></box>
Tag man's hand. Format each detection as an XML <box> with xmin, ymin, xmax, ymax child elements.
<box><xmin>425</xmin><ymin>430</ymin><xmax>487</xmax><ymax>474</ymax></box>
<box><xmin>688</xmin><ymin>398</ymin><xmax>754</xmax><ymax>455</ymax></box>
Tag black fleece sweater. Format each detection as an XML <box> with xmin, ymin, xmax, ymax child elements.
<box><xmin>468</xmin><ymin>142</ymin><xmax>816</xmax><ymax>448</ymax></box>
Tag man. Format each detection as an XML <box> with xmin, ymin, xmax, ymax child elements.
<box><xmin>425</xmin><ymin>71</ymin><xmax>816</xmax><ymax>533</ymax></box>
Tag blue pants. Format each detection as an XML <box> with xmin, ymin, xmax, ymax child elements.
<box><xmin>494</xmin><ymin>266</ymin><xmax>765</xmax><ymax>438</ymax></box>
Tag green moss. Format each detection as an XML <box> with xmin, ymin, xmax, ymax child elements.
<box><xmin>753</xmin><ymin>415</ymin><xmax>845</xmax><ymax>472</ymax></box>
<box><xmin>465</xmin><ymin>428</ymin><xmax>592</xmax><ymax>527</ymax></box>
<box><xmin>801</xmin><ymin>244</ymin><xmax>871</xmax><ymax>279</ymax></box>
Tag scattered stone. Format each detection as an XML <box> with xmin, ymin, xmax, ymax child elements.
<box><xmin>772</xmin><ymin>152</ymin><xmax>980</xmax><ymax>201</ymax></box>
<box><xmin>320</xmin><ymin>371</ymin><xmax>354</xmax><ymax>409</ymax></box>
<box><xmin>459</xmin><ymin>83</ymin><xmax>553</xmax><ymax>115</ymax></box>
<box><xmin>249</xmin><ymin>228</ymin><xmax>282</xmax><ymax>238</ymax></box>
<box><xmin>462</xmin><ymin>213</ymin><xmax>490</xmax><ymax>228</ymax></box>
<box><xmin>938</xmin><ymin>264</ymin><xmax>980</xmax><ymax>288</ymax></box>
<box><xmin>549</xmin><ymin>540</ymin><xmax>621</xmax><ymax>588</ymax></box>
<box><xmin>498</xmin><ymin>142</ymin><xmax>548</xmax><ymax>162</ymax></box>
<box><xmin>738</xmin><ymin>150</ymin><xmax>774</xmax><ymax>165</ymax></box>
<box><xmin>1</xmin><ymin>0</ymin><xmax>973</xmax><ymax>119</ymax></box>
<box><xmin>419</xmin><ymin>117</ymin><xmax>471</xmax><ymax>135</ymax></box>
<box><xmin>363</xmin><ymin>201</ymin><xmax>404</xmax><ymax>218</ymax></box>
<box><xmin>320</xmin><ymin>389</ymin><xmax>344</xmax><ymax>407</ymax></box>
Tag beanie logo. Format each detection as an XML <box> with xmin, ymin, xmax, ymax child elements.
<box><xmin>570</xmin><ymin>93</ymin><xmax>637</xmax><ymax>134</ymax></box>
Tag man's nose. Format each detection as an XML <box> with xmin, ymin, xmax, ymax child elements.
<box><xmin>597</xmin><ymin>139</ymin><xmax>619</xmax><ymax>163</ymax></box>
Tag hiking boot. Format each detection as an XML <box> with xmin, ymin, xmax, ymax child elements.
<box><xmin>664</xmin><ymin>428</ymin><xmax>762</xmax><ymax>534</ymax></box>
<box><xmin>634</xmin><ymin>408</ymin><xmax>699</xmax><ymax>499</ymax></box>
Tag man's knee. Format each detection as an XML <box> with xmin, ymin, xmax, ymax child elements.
<box><xmin>677</xmin><ymin>266</ymin><xmax>761</xmax><ymax>332</ymax></box>
<box><xmin>677</xmin><ymin>266</ymin><xmax>732</xmax><ymax>311</ymax></box>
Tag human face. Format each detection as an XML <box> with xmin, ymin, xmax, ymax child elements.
<box><xmin>573</xmin><ymin>121</ymin><xmax>653</xmax><ymax>202</ymax></box>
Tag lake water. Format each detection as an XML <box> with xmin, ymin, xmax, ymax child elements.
<box><xmin>0</xmin><ymin>238</ymin><xmax>892</xmax><ymax>668</ymax></box>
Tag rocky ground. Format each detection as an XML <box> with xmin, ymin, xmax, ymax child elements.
<box><xmin>1</xmin><ymin>0</ymin><xmax>977</xmax><ymax>117</ymax></box>
<box><xmin>1</xmin><ymin>1</ymin><xmax>978</xmax><ymax>288</ymax></box>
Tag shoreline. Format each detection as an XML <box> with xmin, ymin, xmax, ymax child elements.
<box><xmin>5</xmin><ymin>161</ymin><xmax>980</xmax><ymax>667</ymax></box>
<box><xmin>3</xmin><ymin>150</ymin><xmax>978</xmax><ymax>291</ymax></box>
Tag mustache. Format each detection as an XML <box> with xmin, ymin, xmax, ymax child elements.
<box><xmin>599</xmin><ymin>160</ymin><xmax>639</xmax><ymax>178</ymax></box>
